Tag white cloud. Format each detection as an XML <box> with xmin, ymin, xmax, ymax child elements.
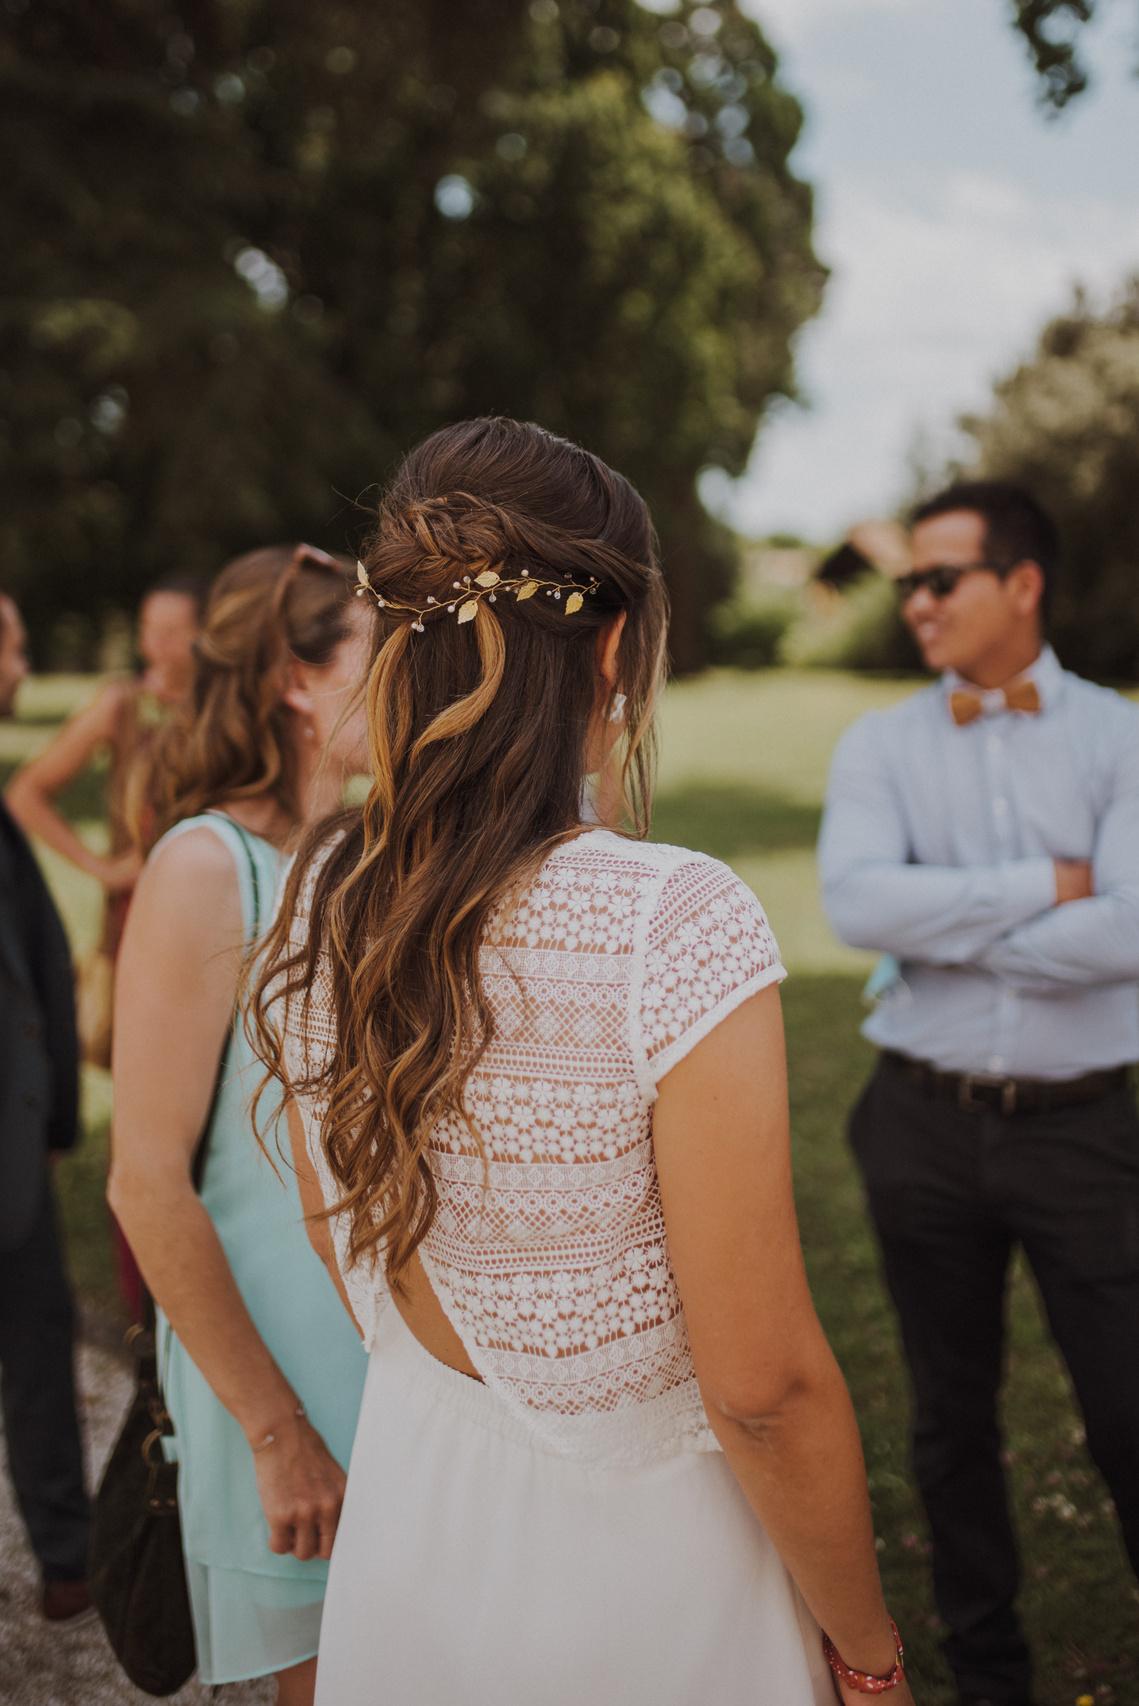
<box><xmin>721</xmin><ymin>171</ymin><xmax>1139</xmax><ymax>540</ymax></box>
<box><xmin>741</xmin><ymin>0</ymin><xmax>912</xmax><ymax>53</ymax></box>
<box><xmin>713</xmin><ymin>0</ymin><xmax>1139</xmax><ymax>540</ymax></box>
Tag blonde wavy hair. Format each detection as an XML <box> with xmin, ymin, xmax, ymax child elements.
<box><xmin>252</xmin><ymin>418</ymin><xmax>669</xmax><ymax>1285</ymax></box>
<box><xmin>139</xmin><ymin>545</ymin><xmax>355</xmax><ymax>847</ymax></box>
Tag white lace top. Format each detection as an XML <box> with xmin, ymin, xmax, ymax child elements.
<box><xmin>283</xmin><ymin>829</ymin><xmax>785</xmax><ymax>1468</ymax></box>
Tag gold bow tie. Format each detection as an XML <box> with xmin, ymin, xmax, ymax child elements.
<box><xmin>949</xmin><ymin>679</ymin><xmax>1042</xmax><ymax>727</ymax></box>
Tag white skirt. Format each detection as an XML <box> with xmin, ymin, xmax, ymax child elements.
<box><xmin>317</xmin><ymin>1305</ymin><xmax>835</xmax><ymax>1706</ymax></box>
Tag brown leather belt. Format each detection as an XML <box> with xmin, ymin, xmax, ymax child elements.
<box><xmin>880</xmin><ymin>1050</ymin><xmax>1130</xmax><ymax>1117</ymax></box>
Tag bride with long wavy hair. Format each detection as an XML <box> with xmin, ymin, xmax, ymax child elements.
<box><xmin>254</xmin><ymin>418</ymin><xmax>915</xmax><ymax>1706</ymax></box>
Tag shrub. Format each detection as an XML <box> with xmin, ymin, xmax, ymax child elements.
<box><xmin>706</xmin><ymin>590</ymin><xmax>800</xmax><ymax>669</ymax></box>
<box><xmin>782</xmin><ymin>573</ymin><xmax>919</xmax><ymax>672</ymax></box>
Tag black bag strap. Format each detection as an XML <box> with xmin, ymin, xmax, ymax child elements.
<box><xmin>189</xmin><ymin>813</ymin><xmax>263</xmax><ymax>1188</ymax></box>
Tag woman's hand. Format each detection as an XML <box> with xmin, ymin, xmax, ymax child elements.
<box><xmin>832</xmin><ymin>1672</ymin><xmax>916</xmax><ymax>1704</ymax></box>
<box><xmin>251</xmin><ymin>1412</ymin><xmax>347</xmax><ymax>1562</ymax></box>
<box><xmin>827</xmin><ymin>1618</ymin><xmax>916</xmax><ymax>1705</ymax></box>
<box><xmin>98</xmin><ymin>848</ymin><xmax>143</xmax><ymax>893</ymax></box>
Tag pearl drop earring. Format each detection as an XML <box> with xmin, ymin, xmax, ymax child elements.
<box><xmin>608</xmin><ymin>692</ymin><xmax>627</xmax><ymax>725</ymax></box>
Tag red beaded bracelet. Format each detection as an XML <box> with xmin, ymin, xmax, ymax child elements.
<box><xmin>821</xmin><ymin>1619</ymin><xmax>905</xmax><ymax>1694</ymax></box>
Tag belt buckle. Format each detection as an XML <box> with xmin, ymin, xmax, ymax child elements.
<box><xmin>958</xmin><ymin>1073</ymin><xmax>1017</xmax><ymax>1115</ymax></box>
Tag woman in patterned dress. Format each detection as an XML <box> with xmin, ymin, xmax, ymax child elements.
<box><xmin>256</xmin><ymin>421</ymin><xmax>916</xmax><ymax>1706</ymax></box>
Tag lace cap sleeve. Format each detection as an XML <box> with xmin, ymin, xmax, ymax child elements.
<box><xmin>636</xmin><ymin>855</ymin><xmax>785</xmax><ymax>1094</ymax></box>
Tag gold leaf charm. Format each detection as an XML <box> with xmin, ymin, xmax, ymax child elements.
<box><xmin>564</xmin><ymin>592</ymin><xmax>584</xmax><ymax>615</ymax></box>
<box><xmin>515</xmin><ymin>580</ymin><xmax>538</xmax><ymax>600</ymax></box>
<box><xmin>356</xmin><ymin>560</ymin><xmax>371</xmax><ymax>590</ymax></box>
<box><xmin>457</xmin><ymin>599</ymin><xmax>480</xmax><ymax>624</ymax></box>
<box><xmin>474</xmin><ymin>569</ymin><xmax>500</xmax><ymax>588</ymax></box>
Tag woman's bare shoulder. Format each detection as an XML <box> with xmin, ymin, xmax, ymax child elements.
<box><xmin>136</xmin><ymin>823</ymin><xmax>242</xmax><ymax>925</ymax></box>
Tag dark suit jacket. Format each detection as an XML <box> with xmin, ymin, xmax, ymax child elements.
<box><xmin>0</xmin><ymin>799</ymin><xmax>79</xmax><ymax>1252</ymax></box>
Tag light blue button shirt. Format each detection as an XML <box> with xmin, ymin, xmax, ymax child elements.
<box><xmin>818</xmin><ymin>647</ymin><xmax>1139</xmax><ymax>1079</ymax></box>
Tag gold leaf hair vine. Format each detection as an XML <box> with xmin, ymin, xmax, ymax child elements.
<box><xmin>355</xmin><ymin>560</ymin><xmax>600</xmax><ymax>632</ymax></box>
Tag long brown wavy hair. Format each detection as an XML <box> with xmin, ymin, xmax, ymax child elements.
<box><xmin>139</xmin><ymin>545</ymin><xmax>356</xmax><ymax>847</ymax></box>
<box><xmin>252</xmin><ymin>418</ymin><xmax>669</xmax><ymax>1284</ymax></box>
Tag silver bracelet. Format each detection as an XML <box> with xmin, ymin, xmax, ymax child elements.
<box><xmin>251</xmin><ymin>1400</ymin><xmax>307</xmax><ymax>1454</ymax></box>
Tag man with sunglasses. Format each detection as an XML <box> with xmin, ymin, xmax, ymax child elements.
<box><xmin>819</xmin><ymin>481</ymin><xmax>1139</xmax><ymax>1706</ymax></box>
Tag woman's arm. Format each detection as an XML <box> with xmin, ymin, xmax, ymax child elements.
<box><xmin>5</xmin><ymin>681</ymin><xmax>141</xmax><ymax>891</ymax></box>
<box><xmin>819</xmin><ymin>715</ymin><xmax>1054</xmax><ymax>964</ymax></box>
<box><xmin>653</xmin><ymin>985</ymin><xmax>913</xmax><ymax>1702</ymax></box>
<box><xmin>109</xmin><ymin>828</ymin><xmax>345</xmax><ymax>1561</ymax></box>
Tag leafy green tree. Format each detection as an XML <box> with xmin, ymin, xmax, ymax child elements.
<box><xmin>1006</xmin><ymin>0</ymin><xmax>1137</xmax><ymax>108</ymax></box>
<box><xmin>0</xmin><ymin>0</ymin><xmax>823</xmax><ymax>670</ymax></box>
<box><xmin>954</xmin><ymin>279</ymin><xmax>1139</xmax><ymax>680</ymax></box>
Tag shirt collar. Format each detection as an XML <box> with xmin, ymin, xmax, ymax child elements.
<box><xmin>943</xmin><ymin>644</ymin><xmax>1064</xmax><ymax>715</ymax></box>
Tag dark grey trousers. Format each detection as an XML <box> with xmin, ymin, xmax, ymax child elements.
<box><xmin>0</xmin><ymin>1169</ymin><xmax>90</xmax><ymax>1580</ymax></box>
<box><xmin>851</xmin><ymin>1061</ymin><xmax>1139</xmax><ymax>1706</ymax></box>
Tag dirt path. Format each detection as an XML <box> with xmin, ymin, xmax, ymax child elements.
<box><xmin>0</xmin><ymin>1337</ymin><xmax>273</xmax><ymax>1706</ymax></box>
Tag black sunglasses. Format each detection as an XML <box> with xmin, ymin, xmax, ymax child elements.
<box><xmin>894</xmin><ymin>561</ymin><xmax>1010</xmax><ymax>602</ymax></box>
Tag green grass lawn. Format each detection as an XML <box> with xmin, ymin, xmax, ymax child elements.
<box><xmin>5</xmin><ymin>670</ymin><xmax>1136</xmax><ymax>1705</ymax></box>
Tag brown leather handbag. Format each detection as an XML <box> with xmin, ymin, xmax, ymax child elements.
<box><xmin>88</xmin><ymin>1319</ymin><xmax>197</xmax><ymax>1696</ymax></box>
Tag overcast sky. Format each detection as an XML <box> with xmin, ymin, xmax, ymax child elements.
<box><xmin>703</xmin><ymin>0</ymin><xmax>1139</xmax><ymax>541</ymax></box>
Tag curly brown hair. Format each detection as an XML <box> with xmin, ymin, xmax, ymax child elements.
<box><xmin>252</xmin><ymin>419</ymin><xmax>669</xmax><ymax>1285</ymax></box>
<box><xmin>138</xmin><ymin>545</ymin><xmax>356</xmax><ymax>846</ymax></box>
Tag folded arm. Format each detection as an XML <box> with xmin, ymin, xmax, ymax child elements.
<box><xmin>819</xmin><ymin>717</ymin><xmax>1056</xmax><ymax>964</ymax></box>
<box><xmin>979</xmin><ymin>737</ymin><xmax>1139</xmax><ymax>993</ymax></box>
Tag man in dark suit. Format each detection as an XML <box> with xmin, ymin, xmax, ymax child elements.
<box><xmin>0</xmin><ymin>593</ymin><xmax>92</xmax><ymax>1621</ymax></box>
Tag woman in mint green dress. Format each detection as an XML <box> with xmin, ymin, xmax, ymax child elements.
<box><xmin>110</xmin><ymin>545</ymin><xmax>374</xmax><ymax>1705</ymax></box>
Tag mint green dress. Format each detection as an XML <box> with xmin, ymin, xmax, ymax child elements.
<box><xmin>155</xmin><ymin>813</ymin><xmax>367</xmax><ymax>1685</ymax></box>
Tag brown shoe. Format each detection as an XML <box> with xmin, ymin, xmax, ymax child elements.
<box><xmin>41</xmin><ymin>1578</ymin><xmax>96</xmax><ymax>1625</ymax></box>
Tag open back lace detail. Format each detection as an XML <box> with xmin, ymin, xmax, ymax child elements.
<box><xmin>282</xmin><ymin>829</ymin><xmax>784</xmax><ymax>1467</ymax></box>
